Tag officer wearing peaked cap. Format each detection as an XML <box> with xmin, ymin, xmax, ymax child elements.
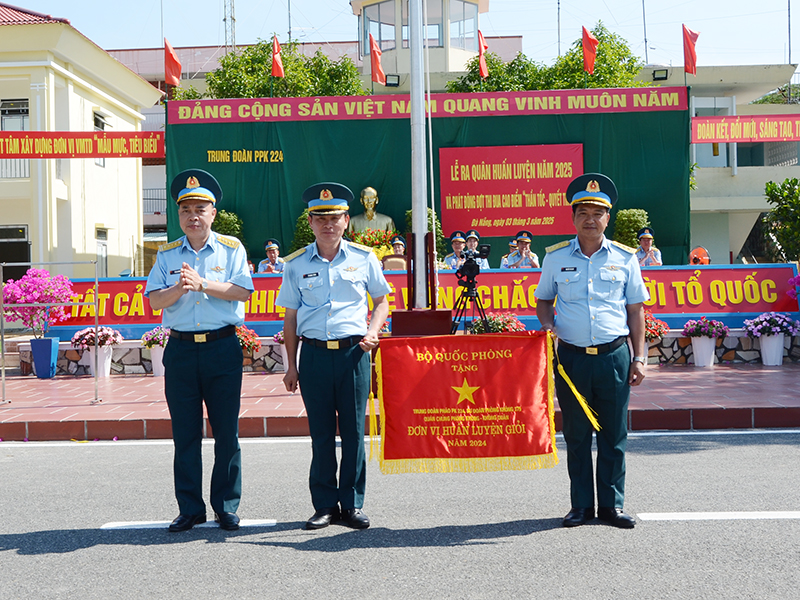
<box><xmin>389</xmin><ymin>235</ymin><xmax>406</xmax><ymax>254</ymax></box>
<box><xmin>535</xmin><ymin>172</ymin><xmax>648</xmax><ymax>530</ymax></box>
<box><xmin>465</xmin><ymin>229</ymin><xmax>490</xmax><ymax>269</ymax></box>
<box><xmin>258</xmin><ymin>238</ymin><xmax>285</xmax><ymax>274</ymax></box>
<box><xmin>444</xmin><ymin>230</ymin><xmax>467</xmax><ymax>270</ymax></box>
<box><xmin>635</xmin><ymin>226</ymin><xmax>662</xmax><ymax>267</ymax></box>
<box><xmin>500</xmin><ymin>238</ymin><xmax>517</xmax><ymax>269</ymax></box>
<box><xmin>502</xmin><ymin>230</ymin><xmax>540</xmax><ymax>269</ymax></box>
<box><xmin>145</xmin><ymin>169</ymin><xmax>254</xmax><ymax>532</ymax></box>
<box><xmin>277</xmin><ymin>182</ymin><xmax>392</xmax><ymax>531</ymax></box>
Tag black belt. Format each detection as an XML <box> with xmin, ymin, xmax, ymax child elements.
<box><xmin>301</xmin><ymin>335</ymin><xmax>362</xmax><ymax>350</ymax></box>
<box><xmin>169</xmin><ymin>325</ymin><xmax>236</xmax><ymax>343</ymax></box>
<box><xmin>558</xmin><ymin>335</ymin><xmax>626</xmax><ymax>356</ymax></box>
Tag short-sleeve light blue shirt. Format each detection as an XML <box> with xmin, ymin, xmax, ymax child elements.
<box><xmin>636</xmin><ymin>246</ymin><xmax>662</xmax><ymax>266</ymax></box>
<box><xmin>534</xmin><ymin>236</ymin><xmax>649</xmax><ymax>347</ymax></box>
<box><xmin>257</xmin><ymin>257</ymin><xmax>285</xmax><ymax>273</ymax></box>
<box><xmin>145</xmin><ymin>232</ymin><xmax>254</xmax><ymax>332</ymax></box>
<box><xmin>277</xmin><ymin>240</ymin><xmax>392</xmax><ymax>340</ymax></box>
<box><xmin>443</xmin><ymin>252</ymin><xmax>462</xmax><ymax>270</ymax></box>
<box><xmin>501</xmin><ymin>250</ymin><xmax>539</xmax><ymax>269</ymax></box>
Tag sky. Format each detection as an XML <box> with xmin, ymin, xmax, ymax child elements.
<box><xmin>20</xmin><ymin>0</ymin><xmax>800</xmax><ymax>69</ymax></box>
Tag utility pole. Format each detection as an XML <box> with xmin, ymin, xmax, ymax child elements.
<box><xmin>288</xmin><ymin>0</ymin><xmax>292</xmax><ymax>41</ymax></box>
<box><xmin>642</xmin><ymin>0</ymin><xmax>649</xmax><ymax>64</ymax></box>
<box><xmin>224</xmin><ymin>0</ymin><xmax>236</xmax><ymax>54</ymax></box>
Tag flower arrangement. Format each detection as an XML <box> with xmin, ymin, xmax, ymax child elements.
<box><xmin>71</xmin><ymin>326</ymin><xmax>123</xmax><ymax>349</ymax></box>
<box><xmin>350</xmin><ymin>228</ymin><xmax>398</xmax><ymax>249</ymax></box>
<box><xmin>743</xmin><ymin>312</ymin><xmax>800</xmax><ymax>338</ymax></box>
<box><xmin>644</xmin><ymin>309</ymin><xmax>669</xmax><ymax>342</ymax></box>
<box><xmin>788</xmin><ymin>275</ymin><xmax>800</xmax><ymax>300</ymax></box>
<box><xmin>681</xmin><ymin>317</ymin><xmax>729</xmax><ymax>339</ymax></box>
<box><xmin>2</xmin><ymin>268</ymin><xmax>74</xmax><ymax>338</ymax></box>
<box><xmin>141</xmin><ymin>325</ymin><xmax>170</xmax><ymax>349</ymax></box>
<box><xmin>468</xmin><ymin>312</ymin><xmax>526</xmax><ymax>334</ymax></box>
<box><xmin>273</xmin><ymin>329</ymin><xmax>285</xmax><ymax>345</ymax></box>
<box><xmin>236</xmin><ymin>325</ymin><xmax>262</xmax><ymax>354</ymax></box>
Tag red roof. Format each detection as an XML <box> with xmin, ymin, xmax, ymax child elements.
<box><xmin>0</xmin><ymin>2</ymin><xmax>69</xmax><ymax>25</ymax></box>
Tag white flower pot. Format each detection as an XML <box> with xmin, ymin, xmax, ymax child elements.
<box><xmin>759</xmin><ymin>334</ymin><xmax>785</xmax><ymax>366</ymax></box>
<box><xmin>691</xmin><ymin>336</ymin><xmax>716</xmax><ymax>367</ymax></box>
<box><xmin>87</xmin><ymin>346</ymin><xmax>113</xmax><ymax>377</ymax></box>
<box><xmin>149</xmin><ymin>345</ymin><xmax>166</xmax><ymax>376</ymax></box>
<box><xmin>279</xmin><ymin>344</ymin><xmax>288</xmax><ymax>373</ymax></box>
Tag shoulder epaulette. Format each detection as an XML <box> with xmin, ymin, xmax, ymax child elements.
<box><xmin>277</xmin><ymin>257</ymin><xmax>285</xmax><ymax>263</ymax></box>
<box><xmin>217</xmin><ymin>235</ymin><xmax>241</xmax><ymax>249</ymax></box>
<box><xmin>611</xmin><ymin>240</ymin><xmax>636</xmax><ymax>254</ymax></box>
<box><xmin>545</xmin><ymin>240</ymin><xmax>570</xmax><ymax>253</ymax></box>
<box><xmin>348</xmin><ymin>241</ymin><xmax>373</xmax><ymax>253</ymax></box>
<box><xmin>445</xmin><ymin>253</ymin><xmax>455</xmax><ymax>259</ymax></box>
<box><xmin>283</xmin><ymin>247</ymin><xmax>306</xmax><ymax>262</ymax></box>
<box><xmin>158</xmin><ymin>240</ymin><xmax>182</xmax><ymax>252</ymax></box>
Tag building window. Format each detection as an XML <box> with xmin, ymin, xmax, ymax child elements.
<box><xmin>1</xmin><ymin>99</ymin><xmax>30</xmax><ymax>179</ymax></box>
<box><xmin>362</xmin><ymin>0</ymin><xmax>396</xmax><ymax>56</ymax></box>
<box><xmin>94</xmin><ymin>112</ymin><xmax>109</xmax><ymax>168</ymax></box>
<box><xmin>450</xmin><ymin>0</ymin><xmax>478</xmax><ymax>51</ymax></box>
<box><xmin>402</xmin><ymin>0</ymin><xmax>443</xmax><ymax>49</ymax></box>
<box><xmin>96</xmin><ymin>228</ymin><xmax>108</xmax><ymax>278</ymax></box>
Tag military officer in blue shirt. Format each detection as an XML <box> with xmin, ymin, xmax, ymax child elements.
<box><xmin>443</xmin><ymin>231</ymin><xmax>467</xmax><ymax>270</ymax></box>
<box><xmin>502</xmin><ymin>230</ymin><xmax>540</xmax><ymax>269</ymax></box>
<box><xmin>635</xmin><ymin>227</ymin><xmax>663</xmax><ymax>267</ymax></box>
<box><xmin>535</xmin><ymin>173</ymin><xmax>648</xmax><ymax>530</ymax></box>
<box><xmin>465</xmin><ymin>229</ymin><xmax>491</xmax><ymax>269</ymax></box>
<box><xmin>145</xmin><ymin>169</ymin><xmax>254</xmax><ymax>532</ymax></box>
<box><xmin>277</xmin><ymin>182</ymin><xmax>391</xmax><ymax>531</ymax></box>
<box><xmin>257</xmin><ymin>238</ymin><xmax>285</xmax><ymax>273</ymax></box>
<box><xmin>500</xmin><ymin>238</ymin><xmax>517</xmax><ymax>268</ymax></box>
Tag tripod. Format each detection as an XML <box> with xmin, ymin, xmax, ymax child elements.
<box><xmin>450</xmin><ymin>277</ymin><xmax>489</xmax><ymax>334</ymax></box>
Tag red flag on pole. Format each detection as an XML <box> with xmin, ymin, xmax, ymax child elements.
<box><xmin>582</xmin><ymin>26</ymin><xmax>599</xmax><ymax>74</ymax></box>
<box><xmin>683</xmin><ymin>25</ymin><xmax>699</xmax><ymax>76</ymax></box>
<box><xmin>369</xmin><ymin>33</ymin><xmax>386</xmax><ymax>85</ymax></box>
<box><xmin>478</xmin><ymin>30</ymin><xmax>489</xmax><ymax>79</ymax></box>
<box><xmin>272</xmin><ymin>36</ymin><xmax>285</xmax><ymax>78</ymax></box>
<box><xmin>164</xmin><ymin>38</ymin><xmax>182</xmax><ymax>87</ymax></box>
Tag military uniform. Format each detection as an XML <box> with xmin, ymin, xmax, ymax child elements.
<box><xmin>277</xmin><ymin>183</ymin><xmax>392</xmax><ymax>522</ymax></box>
<box><xmin>535</xmin><ymin>173</ymin><xmax>648</xmax><ymax>529</ymax></box>
<box><xmin>145</xmin><ymin>169</ymin><xmax>254</xmax><ymax>531</ymax></box>
<box><xmin>500</xmin><ymin>249</ymin><xmax>539</xmax><ymax>269</ymax></box>
<box><xmin>257</xmin><ymin>256</ymin><xmax>285</xmax><ymax>273</ymax></box>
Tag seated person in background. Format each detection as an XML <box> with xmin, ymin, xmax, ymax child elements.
<box><xmin>500</xmin><ymin>238</ymin><xmax>518</xmax><ymax>269</ymax></box>
<box><xmin>502</xmin><ymin>230</ymin><xmax>539</xmax><ymax>268</ymax></box>
<box><xmin>382</xmin><ymin>235</ymin><xmax>407</xmax><ymax>270</ymax></box>
<box><xmin>257</xmin><ymin>239</ymin><xmax>285</xmax><ymax>274</ymax></box>
<box><xmin>636</xmin><ymin>227</ymin><xmax>662</xmax><ymax>266</ymax></box>
<box><xmin>465</xmin><ymin>229</ymin><xmax>491</xmax><ymax>269</ymax></box>
<box><xmin>443</xmin><ymin>231</ymin><xmax>467</xmax><ymax>270</ymax></box>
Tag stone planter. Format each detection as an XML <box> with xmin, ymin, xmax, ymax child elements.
<box><xmin>759</xmin><ymin>334</ymin><xmax>785</xmax><ymax>366</ymax></box>
<box><xmin>690</xmin><ymin>336</ymin><xmax>717</xmax><ymax>367</ymax></box>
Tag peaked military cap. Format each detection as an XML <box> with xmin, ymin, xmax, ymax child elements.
<box><xmin>566</xmin><ymin>173</ymin><xmax>618</xmax><ymax>209</ymax></box>
<box><xmin>466</xmin><ymin>229</ymin><xmax>480</xmax><ymax>241</ymax></box>
<box><xmin>390</xmin><ymin>235</ymin><xmax>406</xmax><ymax>247</ymax></box>
<box><xmin>515</xmin><ymin>230</ymin><xmax>533</xmax><ymax>243</ymax></box>
<box><xmin>302</xmin><ymin>182</ymin><xmax>353</xmax><ymax>214</ymax></box>
<box><xmin>171</xmin><ymin>169</ymin><xmax>223</xmax><ymax>204</ymax></box>
<box><xmin>264</xmin><ymin>238</ymin><xmax>280</xmax><ymax>250</ymax></box>
<box><xmin>449</xmin><ymin>230</ymin><xmax>467</xmax><ymax>243</ymax></box>
<box><xmin>637</xmin><ymin>227</ymin><xmax>655</xmax><ymax>239</ymax></box>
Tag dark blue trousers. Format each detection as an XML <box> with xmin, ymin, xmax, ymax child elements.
<box><xmin>298</xmin><ymin>343</ymin><xmax>370</xmax><ymax>511</ymax></box>
<box><xmin>164</xmin><ymin>334</ymin><xmax>242</xmax><ymax>516</ymax></box>
<box><xmin>554</xmin><ymin>342</ymin><xmax>630</xmax><ymax>510</ymax></box>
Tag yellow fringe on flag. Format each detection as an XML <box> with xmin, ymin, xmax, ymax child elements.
<box><xmin>545</xmin><ymin>332</ymin><xmax>559</xmax><ymax>464</ymax></box>
<box><xmin>369</xmin><ymin>348</ymin><xmax>382</xmax><ymax>462</ymax></box>
<box><xmin>551</xmin><ymin>334</ymin><xmax>601</xmax><ymax>431</ymax></box>
<box><xmin>379</xmin><ymin>453</ymin><xmax>559</xmax><ymax>475</ymax></box>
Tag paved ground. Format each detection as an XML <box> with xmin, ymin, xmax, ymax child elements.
<box><xmin>1</xmin><ymin>362</ymin><xmax>799</xmax><ymax>441</ymax></box>
<box><xmin>1</xmin><ymin>431</ymin><xmax>798</xmax><ymax>599</ymax></box>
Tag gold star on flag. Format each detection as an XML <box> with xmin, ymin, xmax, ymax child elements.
<box><xmin>452</xmin><ymin>378</ymin><xmax>480</xmax><ymax>405</ymax></box>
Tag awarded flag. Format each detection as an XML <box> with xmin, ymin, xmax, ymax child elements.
<box><xmin>373</xmin><ymin>331</ymin><xmax>558</xmax><ymax>474</ymax></box>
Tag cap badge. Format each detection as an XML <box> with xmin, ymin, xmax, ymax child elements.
<box><xmin>320</xmin><ymin>189</ymin><xmax>333</xmax><ymax>201</ymax></box>
<box><xmin>586</xmin><ymin>180</ymin><xmax>600</xmax><ymax>193</ymax></box>
<box><xmin>186</xmin><ymin>176</ymin><xmax>200</xmax><ymax>189</ymax></box>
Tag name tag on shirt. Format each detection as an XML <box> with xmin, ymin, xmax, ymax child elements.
<box><xmin>561</xmin><ymin>267</ymin><xmax>577</xmax><ymax>272</ymax></box>
<box><xmin>303</xmin><ymin>272</ymin><xmax>319</xmax><ymax>278</ymax></box>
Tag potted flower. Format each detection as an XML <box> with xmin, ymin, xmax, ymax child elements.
<box><xmin>236</xmin><ymin>325</ymin><xmax>262</xmax><ymax>356</ymax></box>
<box><xmin>645</xmin><ymin>309</ymin><xmax>669</xmax><ymax>343</ymax></box>
<box><xmin>141</xmin><ymin>325</ymin><xmax>170</xmax><ymax>376</ymax></box>
<box><xmin>743</xmin><ymin>312</ymin><xmax>800</xmax><ymax>366</ymax></box>
<box><xmin>2</xmin><ymin>268</ymin><xmax>74</xmax><ymax>379</ymax></box>
<box><xmin>787</xmin><ymin>275</ymin><xmax>800</xmax><ymax>300</ymax></box>
<box><xmin>681</xmin><ymin>317</ymin><xmax>729</xmax><ymax>367</ymax></box>
<box><xmin>273</xmin><ymin>329</ymin><xmax>290</xmax><ymax>372</ymax></box>
<box><xmin>468</xmin><ymin>312</ymin><xmax>526</xmax><ymax>334</ymax></box>
<box><xmin>71</xmin><ymin>326</ymin><xmax>123</xmax><ymax>377</ymax></box>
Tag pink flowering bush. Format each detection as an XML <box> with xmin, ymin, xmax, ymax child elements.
<box><xmin>469</xmin><ymin>312</ymin><xmax>526</xmax><ymax>334</ymax></box>
<box><xmin>2</xmin><ymin>268</ymin><xmax>74</xmax><ymax>338</ymax></box>
<box><xmin>682</xmin><ymin>317</ymin><xmax>729</xmax><ymax>339</ymax></box>
<box><xmin>743</xmin><ymin>312</ymin><xmax>800</xmax><ymax>338</ymax></box>
<box><xmin>141</xmin><ymin>325</ymin><xmax>170</xmax><ymax>348</ymax></box>
<box><xmin>71</xmin><ymin>326</ymin><xmax>123</xmax><ymax>349</ymax></box>
<box><xmin>273</xmin><ymin>330</ymin><xmax>285</xmax><ymax>345</ymax></box>
<box><xmin>788</xmin><ymin>275</ymin><xmax>800</xmax><ymax>300</ymax></box>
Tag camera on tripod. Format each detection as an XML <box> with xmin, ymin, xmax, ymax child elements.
<box><xmin>456</xmin><ymin>244</ymin><xmax>491</xmax><ymax>282</ymax></box>
<box><xmin>451</xmin><ymin>243</ymin><xmax>491</xmax><ymax>334</ymax></box>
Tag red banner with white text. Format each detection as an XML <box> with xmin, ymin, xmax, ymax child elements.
<box><xmin>376</xmin><ymin>331</ymin><xmax>557</xmax><ymax>473</ymax></box>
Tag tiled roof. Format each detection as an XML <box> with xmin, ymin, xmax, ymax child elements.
<box><xmin>0</xmin><ymin>2</ymin><xmax>69</xmax><ymax>25</ymax></box>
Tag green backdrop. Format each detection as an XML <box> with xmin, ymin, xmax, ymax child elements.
<box><xmin>166</xmin><ymin>99</ymin><xmax>690</xmax><ymax>267</ymax></box>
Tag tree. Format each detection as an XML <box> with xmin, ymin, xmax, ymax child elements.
<box><xmin>405</xmin><ymin>207</ymin><xmax>448</xmax><ymax>258</ymax></box>
<box><xmin>174</xmin><ymin>39</ymin><xmax>367</xmax><ymax>100</ymax></box>
<box><xmin>613</xmin><ymin>209</ymin><xmax>650</xmax><ymax>249</ymax></box>
<box><xmin>447</xmin><ymin>22</ymin><xmax>647</xmax><ymax>93</ymax></box>
<box><xmin>289</xmin><ymin>209</ymin><xmax>315</xmax><ymax>252</ymax></box>
<box><xmin>764</xmin><ymin>178</ymin><xmax>800</xmax><ymax>261</ymax></box>
<box><xmin>212</xmin><ymin>209</ymin><xmax>247</xmax><ymax>248</ymax></box>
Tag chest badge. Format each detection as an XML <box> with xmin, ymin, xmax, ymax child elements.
<box><xmin>344</xmin><ymin>266</ymin><xmax>359</xmax><ymax>272</ymax></box>
<box><xmin>210</xmin><ymin>266</ymin><xmax>225</xmax><ymax>272</ymax></box>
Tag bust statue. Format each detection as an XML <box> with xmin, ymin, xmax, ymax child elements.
<box><xmin>347</xmin><ymin>187</ymin><xmax>395</xmax><ymax>234</ymax></box>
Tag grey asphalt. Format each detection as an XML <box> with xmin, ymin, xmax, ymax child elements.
<box><xmin>1</xmin><ymin>432</ymin><xmax>799</xmax><ymax>599</ymax></box>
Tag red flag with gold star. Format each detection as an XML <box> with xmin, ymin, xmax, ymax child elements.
<box><xmin>374</xmin><ymin>331</ymin><xmax>557</xmax><ymax>473</ymax></box>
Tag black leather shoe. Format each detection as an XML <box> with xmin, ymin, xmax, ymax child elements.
<box><xmin>215</xmin><ymin>512</ymin><xmax>240</xmax><ymax>531</ymax></box>
<box><xmin>168</xmin><ymin>513</ymin><xmax>207</xmax><ymax>532</ymax></box>
<box><xmin>341</xmin><ymin>508</ymin><xmax>370</xmax><ymax>529</ymax></box>
<box><xmin>562</xmin><ymin>507</ymin><xmax>595</xmax><ymax>528</ymax></box>
<box><xmin>305</xmin><ymin>507</ymin><xmax>340</xmax><ymax>530</ymax></box>
<box><xmin>597</xmin><ymin>507</ymin><xmax>636</xmax><ymax>529</ymax></box>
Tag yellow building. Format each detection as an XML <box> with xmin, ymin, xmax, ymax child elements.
<box><xmin>0</xmin><ymin>3</ymin><xmax>162</xmax><ymax>280</ymax></box>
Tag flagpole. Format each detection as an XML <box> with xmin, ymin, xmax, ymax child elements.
<box><xmin>409</xmin><ymin>0</ymin><xmax>428</xmax><ymax>309</ymax></box>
